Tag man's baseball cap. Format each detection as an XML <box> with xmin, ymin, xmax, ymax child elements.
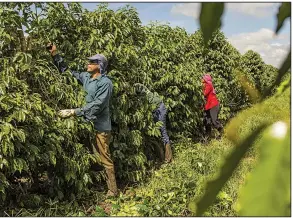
<box><xmin>88</xmin><ymin>54</ymin><xmax>108</xmax><ymax>74</ymax></box>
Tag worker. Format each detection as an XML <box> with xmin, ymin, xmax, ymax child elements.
<box><xmin>202</xmin><ymin>74</ymin><xmax>223</xmax><ymax>137</ymax></box>
<box><xmin>47</xmin><ymin>43</ymin><xmax>118</xmax><ymax>197</ymax></box>
<box><xmin>134</xmin><ymin>83</ymin><xmax>173</xmax><ymax>163</ymax></box>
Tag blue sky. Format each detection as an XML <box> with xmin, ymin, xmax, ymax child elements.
<box><xmin>81</xmin><ymin>2</ymin><xmax>290</xmax><ymax>67</ymax></box>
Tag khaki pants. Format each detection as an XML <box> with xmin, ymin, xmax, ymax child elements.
<box><xmin>93</xmin><ymin>131</ymin><xmax>118</xmax><ymax>195</ymax></box>
<box><xmin>94</xmin><ymin>131</ymin><xmax>114</xmax><ymax>169</ymax></box>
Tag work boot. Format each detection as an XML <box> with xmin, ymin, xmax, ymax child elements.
<box><xmin>105</xmin><ymin>168</ymin><xmax>118</xmax><ymax>198</ymax></box>
<box><xmin>165</xmin><ymin>143</ymin><xmax>173</xmax><ymax>163</ymax></box>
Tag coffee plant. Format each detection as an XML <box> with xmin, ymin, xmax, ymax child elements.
<box><xmin>0</xmin><ymin>2</ymin><xmax>283</xmax><ymax>209</ymax></box>
<box><xmin>191</xmin><ymin>2</ymin><xmax>290</xmax><ymax>216</ymax></box>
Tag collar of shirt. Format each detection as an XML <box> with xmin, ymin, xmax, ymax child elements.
<box><xmin>88</xmin><ymin>74</ymin><xmax>103</xmax><ymax>82</ymax></box>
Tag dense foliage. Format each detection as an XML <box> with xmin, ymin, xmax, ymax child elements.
<box><xmin>2</xmin><ymin>87</ymin><xmax>289</xmax><ymax>217</ymax></box>
<box><xmin>192</xmin><ymin>2</ymin><xmax>290</xmax><ymax>217</ymax></box>
<box><xmin>0</xmin><ymin>2</ymin><xmax>283</xmax><ymax>210</ymax></box>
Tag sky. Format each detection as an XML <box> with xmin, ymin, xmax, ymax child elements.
<box><xmin>81</xmin><ymin>2</ymin><xmax>290</xmax><ymax>68</ymax></box>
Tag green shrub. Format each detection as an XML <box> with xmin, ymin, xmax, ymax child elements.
<box><xmin>0</xmin><ymin>2</ymin><xmax>281</xmax><ymax>209</ymax></box>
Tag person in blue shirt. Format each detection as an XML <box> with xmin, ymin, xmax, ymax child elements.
<box><xmin>135</xmin><ymin>83</ymin><xmax>173</xmax><ymax>163</ymax></box>
<box><xmin>47</xmin><ymin>43</ymin><xmax>117</xmax><ymax>197</ymax></box>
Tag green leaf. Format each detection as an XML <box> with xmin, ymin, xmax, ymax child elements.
<box><xmin>48</xmin><ymin>151</ymin><xmax>56</xmax><ymax>166</ymax></box>
<box><xmin>199</xmin><ymin>3</ymin><xmax>225</xmax><ymax>46</ymax></box>
<box><xmin>191</xmin><ymin>125</ymin><xmax>267</xmax><ymax>216</ymax></box>
<box><xmin>263</xmin><ymin>51</ymin><xmax>291</xmax><ymax>99</ymax></box>
<box><xmin>275</xmin><ymin>2</ymin><xmax>291</xmax><ymax>34</ymax></box>
<box><xmin>15</xmin><ymin>129</ymin><xmax>26</xmax><ymax>143</ymax></box>
<box><xmin>238</xmin><ymin>121</ymin><xmax>290</xmax><ymax>216</ymax></box>
<box><xmin>276</xmin><ymin>77</ymin><xmax>290</xmax><ymax>97</ymax></box>
<box><xmin>65</xmin><ymin>118</ymin><xmax>75</xmax><ymax>129</ymax></box>
<box><xmin>2</xmin><ymin>123</ymin><xmax>12</xmax><ymax>135</ymax></box>
<box><xmin>235</xmin><ymin>70</ymin><xmax>261</xmax><ymax>103</ymax></box>
<box><xmin>83</xmin><ymin>173</ymin><xmax>89</xmax><ymax>185</ymax></box>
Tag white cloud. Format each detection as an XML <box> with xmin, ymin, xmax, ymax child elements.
<box><xmin>228</xmin><ymin>28</ymin><xmax>290</xmax><ymax>67</ymax></box>
<box><xmin>170</xmin><ymin>3</ymin><xmax>280</xmax><ymax>18</ymax></box>
<box><xmin>171</xmin><ymin>3</ymin><xmax>201</xmax><ymax>18</ymax></box>
<box><xmin>227</xmin><ymin>3</ymin><xmax>279</xmax><ymax>17</ymax></box>
<box><xmin>170</xmin><ymin>3</ymin><xmax>290</xmax><ymax>67</ymax></box>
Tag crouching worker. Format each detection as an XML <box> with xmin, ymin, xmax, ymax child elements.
<box><xmin>134</xmin><ymin>83</ymin><xmax>173</xmax><ymax>163</ymax></box>
<box><xmin>46</xmin><ymin>43</ymin><xmax>118</xmax><ymax>197</ymax></box>
<box><xmin>202</xmin><ymin>74</ymin><xmax>223</xmax><ymax>137</ymax></box>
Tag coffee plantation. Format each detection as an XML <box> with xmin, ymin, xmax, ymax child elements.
<box><xmin>0</xmin><ymin>2</ymin><xmax>290</xmax><ymax>216</ymax></box>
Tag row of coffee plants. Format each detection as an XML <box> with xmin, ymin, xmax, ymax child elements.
<box><xmin>0</xmin><ymin>2</ymin><xmax>279</xmax><ymax>207</ymax></box>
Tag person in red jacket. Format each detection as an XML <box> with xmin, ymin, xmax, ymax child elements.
<box><xmin>202</xmin><ymin>74</ymin><xmax>223</xmax><ymax>137</ymax></box>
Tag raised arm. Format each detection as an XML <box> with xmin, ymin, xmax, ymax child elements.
<box><xmin>134</xmin><ymin>83</ymin><xmax>162</xmax><ymax>106</ymax></box>
<box><xmin>47</xmin><ymin>43</ymin><xmax>87</xmax><ymax>85</ymax></box>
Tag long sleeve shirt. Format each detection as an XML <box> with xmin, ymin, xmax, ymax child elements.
<box><xmin>203</xmin><ymin>82</ymin><xmax>219</xmax><ymax>110</ymax></box>
<box><xmin>139</xmin><ymin>85</ymin><xmax>163</xmax><ymax>108</ymax></box>
<box><xmin>52</xmin><ymin>54</ymin><xmax>113</xmax><ymax>132</ymax></box>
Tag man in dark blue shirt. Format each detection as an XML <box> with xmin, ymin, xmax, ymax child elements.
<box><xmin>135</xmin><ymin>83</ymin><xmax>173</xmax><ymax>163</ymax></box>
<box><xmin>47</xmin><ymin>44</ymin><xmax>117</xmax><ymax>197</ymax></box>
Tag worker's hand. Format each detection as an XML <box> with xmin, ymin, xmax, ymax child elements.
<box><xmin>58</xmin><ymin>109</ymin><xmax>75</xmax><ymax>118</ymax></box>
<box><xmin>46</xmin><ymin>43</ymin><xmax>57</xmax><ymax>56</ymax></box>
